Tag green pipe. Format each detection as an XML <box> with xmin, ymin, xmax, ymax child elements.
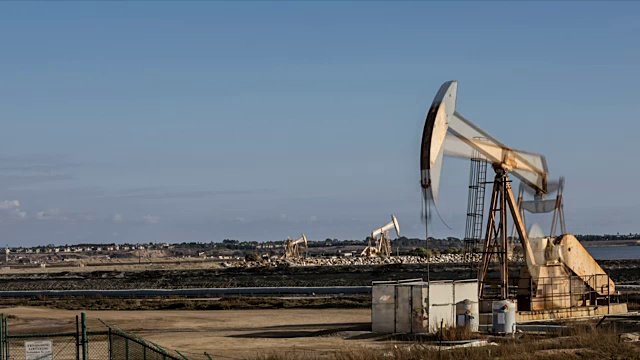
<box><xmin>175</xmin><ymin>350</ymin><xmax>189</xmax><ymax>360</ymax></box>
<box><xmin>5</xmin><ymin>314</ymin><xmax>9</xmax><ymax>360</ymax></box>
<box><xmin>81</xmin><ymin>312</ymin><xmax>88</xmax><ymax>360</ymax></box>
<box><xmin>1</xmin><ymin>314</ymin><xmax>5</xmax><ymax>360</ymax></box>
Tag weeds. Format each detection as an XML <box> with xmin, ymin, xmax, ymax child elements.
<box><xmin>436</xmin><ymin>325</ymin><xmax>476</xmax><ymax>341</ymax></box>
<box><xmin>251</xmin><ymin>324</ymin><xmax>640</xmax><ymax>360</ymax></box>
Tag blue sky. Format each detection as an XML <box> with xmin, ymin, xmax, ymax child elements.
<box><xmin>0</xmin><ymin>2</ymin><xmax>639</xmax><ymax>246</ymax></box>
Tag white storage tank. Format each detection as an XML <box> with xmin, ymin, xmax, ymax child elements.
<box><xmin>455</xmin><ymin>299</ymin><xmax>479</xmax><ymax>331</ymax></box>
<box><xmin>492</xmin><ymin>300</ymin><xmax>516</xmax><ymax>334</ymax></box>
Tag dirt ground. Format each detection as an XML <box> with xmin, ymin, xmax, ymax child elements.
<box><xmin>1</xmin><ymin>306</ymin><xmax>376</xmax><ymax>360</ymax></box>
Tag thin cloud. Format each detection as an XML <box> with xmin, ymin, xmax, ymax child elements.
<box><xmin>0</xmin><ymin>200</ymin><xmax>27</xmax><ymax>220</ymax></box>
<box><xmin>35</xmin><ymin>208</ymin><xmax>95</xmax><ymax>222</ymax></box>
<box><xmin>0</xmin><ymin>154</ymin><xmax>79</xmax><ymax>174</ymax></box>
<box><xmin>0</xmin><ymin>164</ymin><xmax>73</xmax><ymax>173</ymax></box>
<box><xmin>0</xmin><ymin>174</ymin><xmax>72</xmax><ymax>188</ymax></box>
<box><xmin>36</xmin><ymin>208</ymin><xmax>67</xmax><ymax>221</ymax></box>
<box><xmin>0</xmin><ymin>154</ymin><xmax>76</xmax><ymax>190</ymax></box>
<box><xmin>102</xmin><ymin>189</ymin><xmax>265</xmax><ymax>200</ymax></box>
<box><xmin>142</xmin><ymin>215</ymin><xmax>160</xmax><ymax>225</ymax></box>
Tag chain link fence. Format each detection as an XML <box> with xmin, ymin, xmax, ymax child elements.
<box><xmin>88</xmin><ymin>332</ymin><xmax>111</xmax><ymax>360</ymax></box>
<box><xmin>0</xmin><ymin>313</ymin><xmax>191</xmax><ymax>360</ymax></box>
<box><xmin>6</xmin><ymin>334</ymin><xmax>78</xmax><ymax>360</ymax></box>
<box><xmin>108</xmin><ymin>329</ymin><xmax>184</xmax><ymax>360</ymax></box>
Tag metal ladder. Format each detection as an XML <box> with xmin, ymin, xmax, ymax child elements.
<box><xmin>463</xmin><ymin>148</ymin><xmax>487</xmax><ymax>272</ymax></box>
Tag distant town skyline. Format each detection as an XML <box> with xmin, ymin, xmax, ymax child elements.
<box><xmin>1</xmin><ymin>2</ymin><xmax>640</xmax><ymax>246</ymax></box>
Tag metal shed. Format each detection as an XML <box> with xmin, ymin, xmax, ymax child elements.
<box><xmin>371</xmin><ymin>279</ymin><xmax>478</xmax><ymax>333</ymax></box>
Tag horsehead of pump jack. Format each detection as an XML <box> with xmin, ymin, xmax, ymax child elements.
<box><xmin>420</xmin><ymin>80</ymin><xmax>549</xmax><ymax>204</ymax></box>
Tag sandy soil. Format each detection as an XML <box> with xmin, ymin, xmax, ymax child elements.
<box><xmin>1</xmin><ymin>306</ymin><xmax>376</xmax><ymax>360</ymax></box>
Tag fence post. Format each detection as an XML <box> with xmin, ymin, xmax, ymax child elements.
<box><xmin>2</xmin><ymin>316</ymin><xmax>10</xmax><ymax>360</ymax></box>
<box><xmin>569</xmin><ymin>276</ymin><xmax>572</xmax><ymax>319</ymax></box>
<box><xmin>76</xmin><ymin>315</ymin><xmax>81</xmax><ymax>360</ymax></box>
<box><xmin>81</xmin><ymin>312</ymin><xmax>88</xmax><ymax>360</ymax></box>
<box><xmin>4</xmin><ymin>314</ymin><xmax>8</xmax><ymax>360</ymax></box>
<box><xmin>125</xmin><ymin>338</ymin><xmax>129</xmax><ymax>360</ymax></box>
<box><xmin>0</xmin><ymin>314</ymin><xmax>4</xmax><ymax>360</ymax></box>
<box><xmin>108</xmin><ymin>329</ymin><xmax>112</xmax><ymax>360</ymax></box>
<box><xmin>608</xmin><ymin>274</ymin><xmax>611</xmax><ymax>314</ymax></box>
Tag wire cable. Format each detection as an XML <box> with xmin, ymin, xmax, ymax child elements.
<box><xmin>422</xmin><ymin>189</ymin><xmax>431</xmax><ymax>285</ymax></box>
<box><xmin>432</xmin><ymin>201</ymin><xmax>453</xmax><ymax>230</ymax></box>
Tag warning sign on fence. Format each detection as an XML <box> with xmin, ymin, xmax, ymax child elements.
<box><xmin>24</xmin><ymin>340</ymin><xmax>53</xmax><ymax>360</ymax></box>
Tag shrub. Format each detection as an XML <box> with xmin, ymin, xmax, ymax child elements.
<box><xmin>245</xmin><ymin>253</ymin><xmax>260</xmax><ymax>262</ymax></box>
<box><xmin>408</xmin><ymin>248</ymin><xmax>432</xmax><ymax>258</ymax></box>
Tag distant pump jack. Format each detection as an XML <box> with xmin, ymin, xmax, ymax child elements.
<box><xmin>283</xmin><ymin>234</ymin><xmax>308</xmax><ymax>259</ymax></box>
<box><xmin>361</xmin><ymin>215</ymin><xmax>400</xmax><ymax>258</ymax></box>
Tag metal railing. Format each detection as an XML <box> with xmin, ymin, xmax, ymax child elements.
<box><xmin>526</xmin><ymin>273</ymin><xmax>614</xmax><ymax>312</ymax></box>
<box><xmin>479</xmin><ymin>272</ymin><xmax>618</xmax><ymax>313</ymax></box>
<box><xmin>108</xmin><ymin>330</ymin><xmax>183</xmax><ymax>360</ymax></box>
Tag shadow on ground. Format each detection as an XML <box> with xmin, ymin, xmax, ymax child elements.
<box><xmin>228</xmin><ymin>322</ymin><xmax>371</xmax><ymax>339</ymax></box>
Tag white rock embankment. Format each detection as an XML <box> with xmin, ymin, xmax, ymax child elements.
<box><xmin>221</xmin><ymin>253</ymin><xmax>526</xmax><ymax>268</ymax></box>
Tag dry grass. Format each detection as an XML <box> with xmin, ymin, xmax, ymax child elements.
<box><xmin>254</xmin><ymin>324</ymin><xmax>640</xmax><ymax>360</ymax></box>
<box><xmin>436</xmin><ymin>325</ymin><xmax>476</xmax><ymax>341</ymax></box>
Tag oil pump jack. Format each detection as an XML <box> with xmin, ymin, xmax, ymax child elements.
<box><xmin>420</xmin><ymin>81</ymin><xmax>616</xmax><ymax>311</ymax></box>
<box><xmin>283</xmin><ymin>234</ymin><xmax>308</xmax><ymax>259</ymax></box>
<box><xmin>362</xmin><ymin>215</ymin><xmax>400</xmax><ymax>257</ymax></box>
